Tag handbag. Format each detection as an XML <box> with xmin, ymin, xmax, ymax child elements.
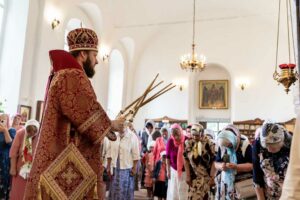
<box><xmin>235</xmin><ymin>178</ymin><xmax>256</xmax><ymax>199</ymax></box>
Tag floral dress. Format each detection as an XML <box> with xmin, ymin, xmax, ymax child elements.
<box><xmin>184</xmin><ymin>136</ymin><xmax>215</xmax><ymax>200</ymax></box>
<box><xmin>253</xmin><ymin>138</ymin><xmax>291</xmax><ymax>200</ymax></box>
<box><xmin>0</xmin><ymin>129</ymin><xmax>16</xmax><ymax>200</ymax></box>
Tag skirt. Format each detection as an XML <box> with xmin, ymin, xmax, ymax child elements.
<box><xmin>154</xmin><ymin>181</ymin><xmax>167</xmax><ymax>198</ymax></box>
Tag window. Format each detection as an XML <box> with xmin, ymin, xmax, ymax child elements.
<box><xmin>107</xmin><ymin>50</ymin><xmax>125</xmax><ymax>119</ymax></box>
<box><xmin>200</xmin><ymin>120</ymin><xmax>230</xmax><ymax>135</ymax></box>
<box><xmin>0</xmin><ymin>0</ymin><xmax>4</xmax><ymax>36</ymax></box>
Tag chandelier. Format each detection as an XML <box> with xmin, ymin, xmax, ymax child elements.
<box><xmin>273</xmin><ymin>0</ymin><xmax>298</xmax><ymax>93</ymax></box>
<box><xmin>180</xmin><ymin>0</ymin><xmax>206</xmax><ymax>72</ymax></box>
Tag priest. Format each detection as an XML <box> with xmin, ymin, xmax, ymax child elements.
<box><xmin>24</xmin><ymin>27</ymin><xmax>125</xmax><ymax>199</ymax></box>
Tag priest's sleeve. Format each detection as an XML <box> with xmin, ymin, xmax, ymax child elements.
<box><xmin>58</xmin><ymin>69</ymin><xmax>111</xmax><ymax>144</ymax></box>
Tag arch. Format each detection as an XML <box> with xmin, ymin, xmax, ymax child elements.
<box><xmin>120</xmin><ymin>37</ymin><xmax>135</xmax><ymax>62</ymax></box>
<box><xmin>107</xmin><ymin>49</ymin><xmax>125</xmax><ymax>119</ymax></box>
<box><xmin>64</xmin><ymin>18</ymin><xmax>85</xmax><ymax>51</ymax></box>
<box><xmin>77</xmin><ymin>2</ymin><xmax>103</xmax><ymax>33</ymax></box>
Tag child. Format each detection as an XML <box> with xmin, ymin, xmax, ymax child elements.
<box><xmin>153</xmin><ymin>151</ymin><xmax>168</xmax><ymax>200</ymax></box>
<box><xmin>144</xmin><ymin>141</ymin><xmax>155</xmax><ymax>199</ymax></box>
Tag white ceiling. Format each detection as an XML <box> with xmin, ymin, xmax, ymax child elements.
<box><xmin>111</xmin><ymin>0</ymin><xmax>277</xmax><ymax>28</ymax></box>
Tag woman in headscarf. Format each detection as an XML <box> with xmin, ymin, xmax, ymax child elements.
<box><xmin>9</xmin><ymin>119</ymin><xmax>40</xmax><ymax>200</ymax></box>
<box><xmin>252</xmin><ymin>123</ymin><xmax>292</xmax><ymax>200</ymax></box>
<box><xmin>214</xmin><ymin>124</ymin><xmax>253</xmax><ymax>200</ymax></box>
<box><xmin>0</xmin><ymin>113</ymin><xmax>16</xmax><ymax>200</ymax></box>
<box><xmin>153</xmin><ymin>127</ymin><xmax>169</xmax><ymax>164</ymax></box>
<box><xmin>184</xmin><ymin>124</ymin><xmax>215</xmax><ymax>200</ymax></box>
<box><xmin>107</xmin><ymin>124</ymin><xmax>140</xmax><ymax>200</ymax></box>
<box><xmin>166</xmin><ymin>123</ymin><xmax>189</xmax><ymax>200</ymax></box>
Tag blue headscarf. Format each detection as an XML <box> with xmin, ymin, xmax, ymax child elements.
<box><xmin>217</xmin><ymin>130</ymin><xmax>238</xmax><ymax>199</ymax></box>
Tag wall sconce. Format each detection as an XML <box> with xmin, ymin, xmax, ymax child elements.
<box><xmin>179</xmin><ymin>85</ymin><xmax>183</xmax><ymax>91</ymax></box>
<box><xmin>235</xmin><ymin>78</ymin><xmax>250</xmax><ymax>91</ymax></box>
<box><xmin>102</xmin><ymin>54</ymin><xmax>109</xmax><ymax>62</ymax></box>
<box><xmin>51</xmin><ymin>18</ymin><xmax>60</xmax><ymax>29</ymax></box>
<box><xmin>240</xmin><ymin>83</ymin><xmax>246</xmax><ymax>90</ymax></box>
<box><xmin>173</xmin><ymin>78</ymin><xmax>188</xmax><ymax>92</ymax></box>
<box><xmin>100</xmin><ymin>44</ymin><xmax>110</xmax><ymax>63</ymax></box>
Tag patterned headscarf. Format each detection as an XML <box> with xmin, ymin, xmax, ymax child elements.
<box><xmin>260</xmin><ymin>123</ymin><xmax>286</xmax><ymax>148</ymax></box>
<box><xmin>191</xmin><ymin>124</ymin><xmax>204</xmax><ymax>135</ymax></box>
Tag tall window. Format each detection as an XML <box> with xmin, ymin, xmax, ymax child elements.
<box><xmin>107</xmin><ymin>50</ymin><xmax>125</xmax><ymax>119</ymax></box>
<box><xmin>64</xmin><ymin>18</ymin><xmax>84</xmax><ymax>50</ymax></box>
<box><xmin>0</xmin><ymin>0</ymin><xmax>5</xmax><ymax>38</ymax></box>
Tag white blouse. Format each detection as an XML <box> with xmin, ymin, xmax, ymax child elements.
<box><xmin>107</xmin><ymin>130</ymin><xmax>140</xmax><ymax>170</ymax></box>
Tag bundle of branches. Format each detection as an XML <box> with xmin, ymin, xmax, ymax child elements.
<box><xmin>117</xmin><ymin>73</ymin><xmax>175</xmax><ymax>122</ymax></box>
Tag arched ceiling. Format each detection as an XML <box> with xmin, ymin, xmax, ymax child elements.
<box><xmin>110</xmin><ymin>0</ymin><xmax>276</xmax><ymax>28</ymax></box>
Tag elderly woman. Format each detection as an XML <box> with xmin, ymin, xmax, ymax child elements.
<box><xmin>9</xmin><ymin>119</ymin><xmax>40</xmax><ymax>200</ymax></box>
<box><xmin>107</xmin><ymin>124</ymin><xmax>140</xmax><ymax>200</ymax></box>
<box><xmin>166</xmin><ymin>123</ymin><xmax>188</xmax><ymax>200</ymax></box>
<box><xmin>184</xmin><ymin>124</ymin><xmax>215</xmax><ymax>200</ymax></box>
<box><xmin>252</xmin><ymin>123</ymin><xmax>292</xmax><ymax>200</ymax></box>
<box><xmin>214</xmin><ymin>124</ymin><xmax>253</xmax><ymax>199</ymax></box>
<box><xmin>153</xmin><ymin>127</ymin><xmax>169</xmax><ymax>164</ymax></box>
<box><xmin>0</xmin><ymin>114</ymin><xmax>16</xmax><ymax>200</ymax></box>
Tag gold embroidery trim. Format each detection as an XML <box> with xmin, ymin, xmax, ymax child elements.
<box><xmin>39</xmin><ymin>143</ymin><xmax>97</xmax><ymax>200</ymax></box>
<box><xmin>78</xmin><ymin>111</ymin><xmax>101</xmax><ymax>133</ymax></box>
<box><xmin>93</xmin><ymin>126</ymin><xmax>111</xmax><ymax>145</ymax></box>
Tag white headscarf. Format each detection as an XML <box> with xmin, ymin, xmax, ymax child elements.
<box><xmin>25</xmin><ymin>119</ymin><xmax>40</xmax><ymax>131</ymax></box>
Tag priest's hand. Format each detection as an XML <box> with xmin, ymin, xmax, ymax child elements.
<box><xmin>111</xmin><ymin>118</ymin><xmax>126</xmax><ymax>132</ymax></box>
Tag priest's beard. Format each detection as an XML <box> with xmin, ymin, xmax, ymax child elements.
<box><xmin>83</xmin><ymin>57</ymin><xmax>95</xmax><ymax>78</ymax></box>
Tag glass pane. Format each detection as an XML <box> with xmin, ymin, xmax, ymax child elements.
<box><xmin>0</xmin><ymin>8</ymin><xmax>3</xmax><ymax>33</ymax></box>
<box><xmin>207</xmin><ymin>122</ymin><xmax>218</xmax><ymax>132</ymax></box>
<box><xmin>0</xmin><ymin>0</ymin><xmax>3</xmax><ymax>6</ymax></box>
<box><xmin>219</xmin><ymin>122</ymin><xmax>229</xmax><ymax>131</ymax></box>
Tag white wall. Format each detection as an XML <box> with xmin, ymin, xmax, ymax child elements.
<box><xmin>131</xmin><ymin>14</ymin><xmax>295</xmax><ymax>130</ymax></box>
<box><xmin>0</xmin><ymin>0</ymin><xmax>29</xmax><ymax>114</ymax></box>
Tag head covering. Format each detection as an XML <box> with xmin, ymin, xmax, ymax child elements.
<box><xmin>20</xmin><ymin>119</ymin><xmax>40</xmax><ymax>180</ymax></box>
<box><xmin>67</xmin><ymin>28</ymin><xmax>98</xmax><ymax>52</ymax></box>
<box><xmin>191</xmin><ymin>124</ymin><xmax>204</xmax><ymax>135</ymax></box>
<box><xmin>260</xmin><ymin>123</ymin><xmax>285</xmax><ymax>148</ymax></box>
<box><xmin>170</xmin><ymin>123</ymin><xmax>185</xmax><ymax>178</ymax></box>
<box><xmin>25</xmin><ymin>119</ymin><xmax>40</xmax><ymax>131</ymax></box>
<box><xmin>204</xmin><ymin>129</ymin><xmax>215</xmax><ymax>140</ymax></box>
<box><xmin>223</xmin><ymin>124</ymin><xmax>241</xmax><ymax>151</ymax></box>
<box><xmin>145</xmin><ymin>120</ymin><xmax>155</xmax><ymax>129</ymax></box>
<box><xmin>160</xmin><ymin>150</ymin><xmax>166</xmax><ymax>157</ymax></box>
<box><xmin>217</xmin><ymin>130</ymin><xmax>238</xmax><ymax>199</ymax></box>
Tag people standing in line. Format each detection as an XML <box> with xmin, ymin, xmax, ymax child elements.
<box><xmin>253</xmin><ymin>123</ymin><xmax>292</xmax><ymax>200</ymax></box>
<box><xmin>153</xmin><ymin>151</ymin><xmax>168</xmax><ymax>200</ymax></box>
<box><xmin>166</xmin><ymin>123</ymin><xmax>189</xmax><ymax>200</ymax></box>
<box><xmin>107</xmin><ymin>124</ymin><xmax>140</xmax><ymax>200</ymax></box>
<box><xmin>9</xmin><ymin>120</ymin><xmax>40</xmax><ymax>200</ymax></box>
<box><xmin>0</xmin><ymin>113</ymin><xmax>16</xmax><ymax>200</ymax></box>
<box><xmin>11</xmin><ymin>114</ymin><xmax>23</xmax><ymax>131</ymax></box>
<box><xmin>184</xmin><ymin>124</ymin><xmax>216</xmax><ymax>200</ymax></box>
<box><xmin>214</xmin><ymin>124</ymin><xmax>253</xmax><ymax>199</ymax></box>
<box><xmin>144</xmin><ymin>141</ymin><xmax>156</xmax><ymax>199</ymax></box>
<box><xmin>153</xmin><ymin>127</ymin><xmax>169</xmax><ymax>164</ymax></box>
<box><xmin>141</xmin><ymin>120</ymin><xmax>156</xmax><ymax>188</ymax></box>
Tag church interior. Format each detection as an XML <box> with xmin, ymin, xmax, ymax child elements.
<box><xmin>1</xmin><ymin>0</ymin><xmax>300</xmax><ymax>199</ymax></box>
